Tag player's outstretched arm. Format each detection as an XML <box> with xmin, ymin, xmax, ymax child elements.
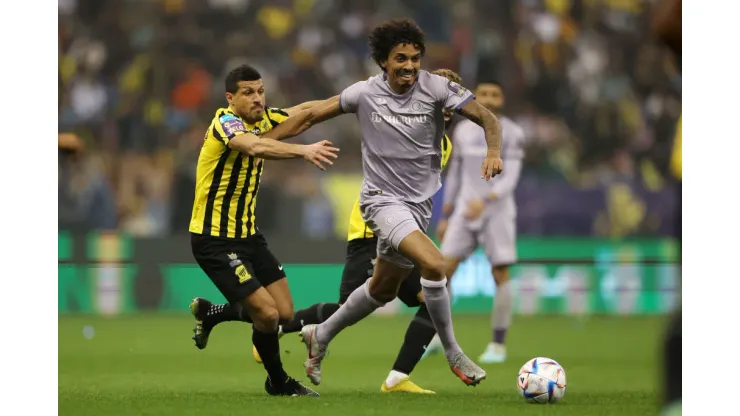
<box><xmin>459</xmin><ymin>100</ymin><xmax>504</xmax><ymax>180</ymax></box>
<box><xmin>261</xmin><ymin>95</ymin><xmax>342</xmax><ymax>141</ymax></box>
<box><xmin>282</xmin><ymin>98</ymin><xmax>332</xmax><ymax>117</ymax></box>
<box><xmin>228</xmin><ymin>133</ymin><xmax>339</xmax><ymax>170</ymax></box>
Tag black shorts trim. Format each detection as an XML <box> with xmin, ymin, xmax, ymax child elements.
<box><xmin>338</xmin><ymin>237</ymin><xmax>422</xmax><ymax>307</ymax></box>
<box><xmin>191</xmin><ymin>232</ymin><xmax>286</xmax><ymax>303</ymax></box>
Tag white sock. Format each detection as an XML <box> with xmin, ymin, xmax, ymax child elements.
<box><xmin>385</xmin><ymin>370</ymin><xmax>408</xmax><ymax>388</ymax></box>
<box><xmin>420</xmin><ymin>277</ymin><xmax>463</xmax><ymax>362</ymax></box>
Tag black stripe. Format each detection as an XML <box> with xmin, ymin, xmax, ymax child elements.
<box><xmin>270</xmin><ymin>108</ymin><xmax>289</xmax><ymax>117</ymax></box>
<box><xmin>218</xmin><ymin>154</ymin><xmax>243</xmax><ymax>237</ymax></box>
<box><xmin>245</xmin><ymin>161</ymin><xmax>264</xmax><ymax>236</ymax></box>
<box><xmin>265</xmin><ymin>111</ymin><xmax>280</xmax><ymax>128</ymax></box>
<box><xmin>202</xmin><ymin>150</ymin><xmax>232</xmax><ymax>235</ymax></box>
<box><xmin>234</xmin><ymin>155</ymin><xmax>255</xmax><ymax>239</ymax></box>
<box><xmin>212</xmin><ymin>124</ymin><xmax>224</xmax><ymax>142</ymax></box>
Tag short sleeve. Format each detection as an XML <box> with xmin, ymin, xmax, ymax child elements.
<box><xmin>215</xmin><ymin>113</ymin><xmax>247</xmax><ymax>144</ymax></box>
<box><xmin>428</xmin><ymin>73</ymin><xmax>475</xmax><ymax>113</ymax></box>
<box><xmin>339</xmin><ymin>80</ymin><xmax>367</xmax><ymax>114</ymax></box>
<box><xmin>265</xmin><ymin>107</ymin><xmax>290</xmax><ymax>127</ymax></box>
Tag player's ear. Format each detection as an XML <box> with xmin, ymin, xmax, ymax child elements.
<box><xmin>225</xmin><ymin>92</ymin><xmax>233</xmax><ymax>104</ymax></box>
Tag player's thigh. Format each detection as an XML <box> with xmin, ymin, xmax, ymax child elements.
<box><xmin>397</xmin><ymin>230</ymin><xmax>445</xmax><ymax>278</ymax></box>
<box><xmin>440</xmin><ymin>215</ymin><xmax>478</xmax><ymax>262</ymax></box>
<box><xmin>481</xmin><ymin>213</ymin><xmax>518</xmax><ymax>268</ymax></box>
<box><xmin>362</xmin><ymin>199</ymin><xmax>431</xmax><ymax>269</ymax></box>
<box><xmin>338</xmin><ymin>238</ymin><xmax>378</xmax><ymax>304</ymax></box>
<box><xmin>242</xmin><ymin>234</ymin><xmax>292</xmax><ymax>317</ymax></box>
<box><xmin>398</xmin><ymin>267</ymin><xmax>423</xmax><ymax>307</ymax></box>
<box><xmin>190</xmin><ymin>234</ymin><xmax>263</xmax><ymax>304</ymax></box>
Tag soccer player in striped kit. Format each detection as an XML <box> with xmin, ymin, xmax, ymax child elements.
<box><xmin>426</xmin><ymin>80</ymin><xmax>525</xmax><ymax>364</ymax></box>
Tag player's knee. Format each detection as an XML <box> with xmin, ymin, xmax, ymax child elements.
<box><xmin>251</xmin><ymin>304</ymin><xmax>280</xmax><ymax>332</ymax></box>
<box><xmin>368</xmin><ymin>277</ymin><xmax>398</xmax><ymax>304</ymax></box>
<box><xmin>444</xmin><ymin>258</ymin><xmax>460</xmax><ymax>278</ymax></box>
<box><xmin>492</xmin><ymin>265</ymin><xmax>510</xmax><ymax>285</ymax></box>
<box><xmin>277</xmin><ymin>308</ymin><xmax>294</xmax><ymax>322</ymax></box>
<box><xmin>419</xmin><ymin>254</ymin><xmax>446</xmax><ymax>281</ymax></box>
<box><xmin>275</xmin><ymin>298</ymin><xmax>294</xmax><ymax>321</ymax></box>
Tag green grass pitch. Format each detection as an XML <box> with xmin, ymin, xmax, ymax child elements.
<box><xmin>59</xmin><ymin>314</ymin><xmax>665</xmax><ymax>415</ymax></box>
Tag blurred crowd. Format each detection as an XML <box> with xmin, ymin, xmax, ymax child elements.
<box><xmin>58</xmin><ymin>0</ymin><xmax>681</xmax><ymax>239</ymax></box>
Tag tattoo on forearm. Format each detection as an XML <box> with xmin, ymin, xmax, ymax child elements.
<box><xmin>482</xmin><ymin>111</ymin><xmax>502</xmax><ymax>152</ymax></box>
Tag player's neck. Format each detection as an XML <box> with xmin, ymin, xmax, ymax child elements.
<box><xmin>387</xmin><ymin>81</ymin><xmax>411</xmax><ymax>95</ymax></box>
<box><xmin>384</xmin><ymin>73</ymin><xmax>413</xmax><ymax>95</ymax></box>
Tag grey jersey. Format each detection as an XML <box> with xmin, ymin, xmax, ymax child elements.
<box><xmin>443</xmin><ymin>115</ymin><xmax>525</xmax><ymax>211</ymax></box>
<box><xmin>340</xmin><ymin>70</ymin><xmax>475</xmax><ymax>203</ymax></box>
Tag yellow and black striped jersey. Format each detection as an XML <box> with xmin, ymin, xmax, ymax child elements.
<box><xmin>346</xmin><ymin>133</ymin><xmax>453</xmax><ymax>241</ymax></box>
<box><xmin>189</xmin><ymin>106</ymin><xmax>289</xmax><ymax>239</ymax></box>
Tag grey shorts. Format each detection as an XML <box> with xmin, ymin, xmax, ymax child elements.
<box><xmin>441</xmin><ymin>209</ymin><xmax>517</xmax><ymax>267</ymax></box>
<box><xmin>361</xmin><ymin>197</ymin><xmax>433</xmax><ymax>269</ymax></box>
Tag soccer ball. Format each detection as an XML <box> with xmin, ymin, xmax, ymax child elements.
<box><xmin>517</xmin><ymin>357</ymin><xmax>567</xmax><ymax>404</ymax></box>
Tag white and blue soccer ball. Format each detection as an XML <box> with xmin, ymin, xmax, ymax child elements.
<box><xmin>517</xmin><ymin>357</ymin><xmax>567</xmax><ymax>404</ymax></box>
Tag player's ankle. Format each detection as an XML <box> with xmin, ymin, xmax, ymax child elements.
<box><xmin>385</xmin><ymin>370</ymin><xmax>408</xmax><ymax>387</ymax></box>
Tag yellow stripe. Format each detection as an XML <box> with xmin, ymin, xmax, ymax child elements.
<box><xmin>209</xmin><ymin>151</ymin><xmax>238</xmax><ymax>236</ymax></box>
<box><xmin>226</xmin><ymin>160</ymin><xmax>248</xmax><ymax>238</ymax></box>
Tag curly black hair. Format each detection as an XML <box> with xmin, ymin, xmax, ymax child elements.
<box><xmin>368</xmin><ymin>18</ymin><xmax>426</xmax><ymax>71</ymax></box>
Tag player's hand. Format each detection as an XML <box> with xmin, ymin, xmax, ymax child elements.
<box><xmin>436</xmin><ymin>219</ymin><xmax>449</xmax><ymax>241</ymax></box>
<box><xmin>303</xmin><ymin>140</ymin><xmax>340</xmax><ymax>171</ymax></box>
<box><xmin>481</xmin><ymin>151</ymin><xmax>503</xmax><ymax>181</ymax></box>
<box><xmin>465</xmin><ymin>199</ymin><xmax>486</xmax><ymax>221</ymax></box>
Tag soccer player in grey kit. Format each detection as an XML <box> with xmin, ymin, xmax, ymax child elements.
<box><xmin>427</xmin><ymin>80</ymin><xmax>525</xmax><ymax>364</ymax></box>
<box><xmin>263</xmin><ymin>18</ymin><xmax>504</xmax><ymax>387</ymax></box>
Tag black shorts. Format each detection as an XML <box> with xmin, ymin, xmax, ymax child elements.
<box><xmin>191</xmin><ymin>232</ymin><xmax>286</xmax><ymax>304</ymax></box>
<box><xmin>338</xmin><ymin>237</ymin><xmax>423</xmax><ymax>307</ymax></box>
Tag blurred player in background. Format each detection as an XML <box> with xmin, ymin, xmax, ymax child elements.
<box><xmin>651</xmin><ymin>0</ymin><xmax>681</xmax><ymax>415</ymax></box>
<box><xmin>425</xmin><ymin>80</ymin><xmax>525</xmax><ymax>364</ymax></box>
<box><xmin>187</xmin><ymin>65</ymin><xmax>338</xmax><ymax>397</ymax></box>
<box><xmin>261</xmin><ymin>18</ymin><xmax>503</xmax><ymax>387</ymax></box>
<box><xmin>252</xmin><ymin>68</ymin><xmax>463</xmax><ymax>394</ymax></box>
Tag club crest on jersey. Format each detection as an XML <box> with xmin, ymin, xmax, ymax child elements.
<box><xmin>235</xmin><ymin>265</ymin><xmax>252</xmax><ymax>284</ymax></box>
<box><xmin>447</xmin><ymin>80</ymin><xmax>467</xmax><ymax>97</ymax></box>
<box><xmin>227</xmin><ymin>252</ymin><xmax>243</xmax><ymax>268</ymax></box>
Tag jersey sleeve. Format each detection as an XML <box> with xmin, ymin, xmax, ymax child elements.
<box><xmin>214</xmin><ymin>113</ymin><xmax>247</xmax><ymax>145</ymax></box>
<box><xmin>339</xmin><ymin>80</ymin><xmax>367</xmax><ymax>114</ymax></box>
<box><xmin>429</xmin><ymin>73</ymin><xmax>475</xmax><ymax>113</ymax></box>
<box><xmin>265</xmin><ymin>107</ymin><xmax>290</xmax><ymax>127</ymax></box>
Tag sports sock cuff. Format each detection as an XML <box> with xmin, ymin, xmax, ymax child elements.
<box><xmin>420</xmin><ymin>277</ymin><xmax>447</xmax><ymax>288</ymax></box>
<box><xmin>363</xmin><ymin>279</ymin><xmax>385</xmax><ymax>306</ymax></box>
